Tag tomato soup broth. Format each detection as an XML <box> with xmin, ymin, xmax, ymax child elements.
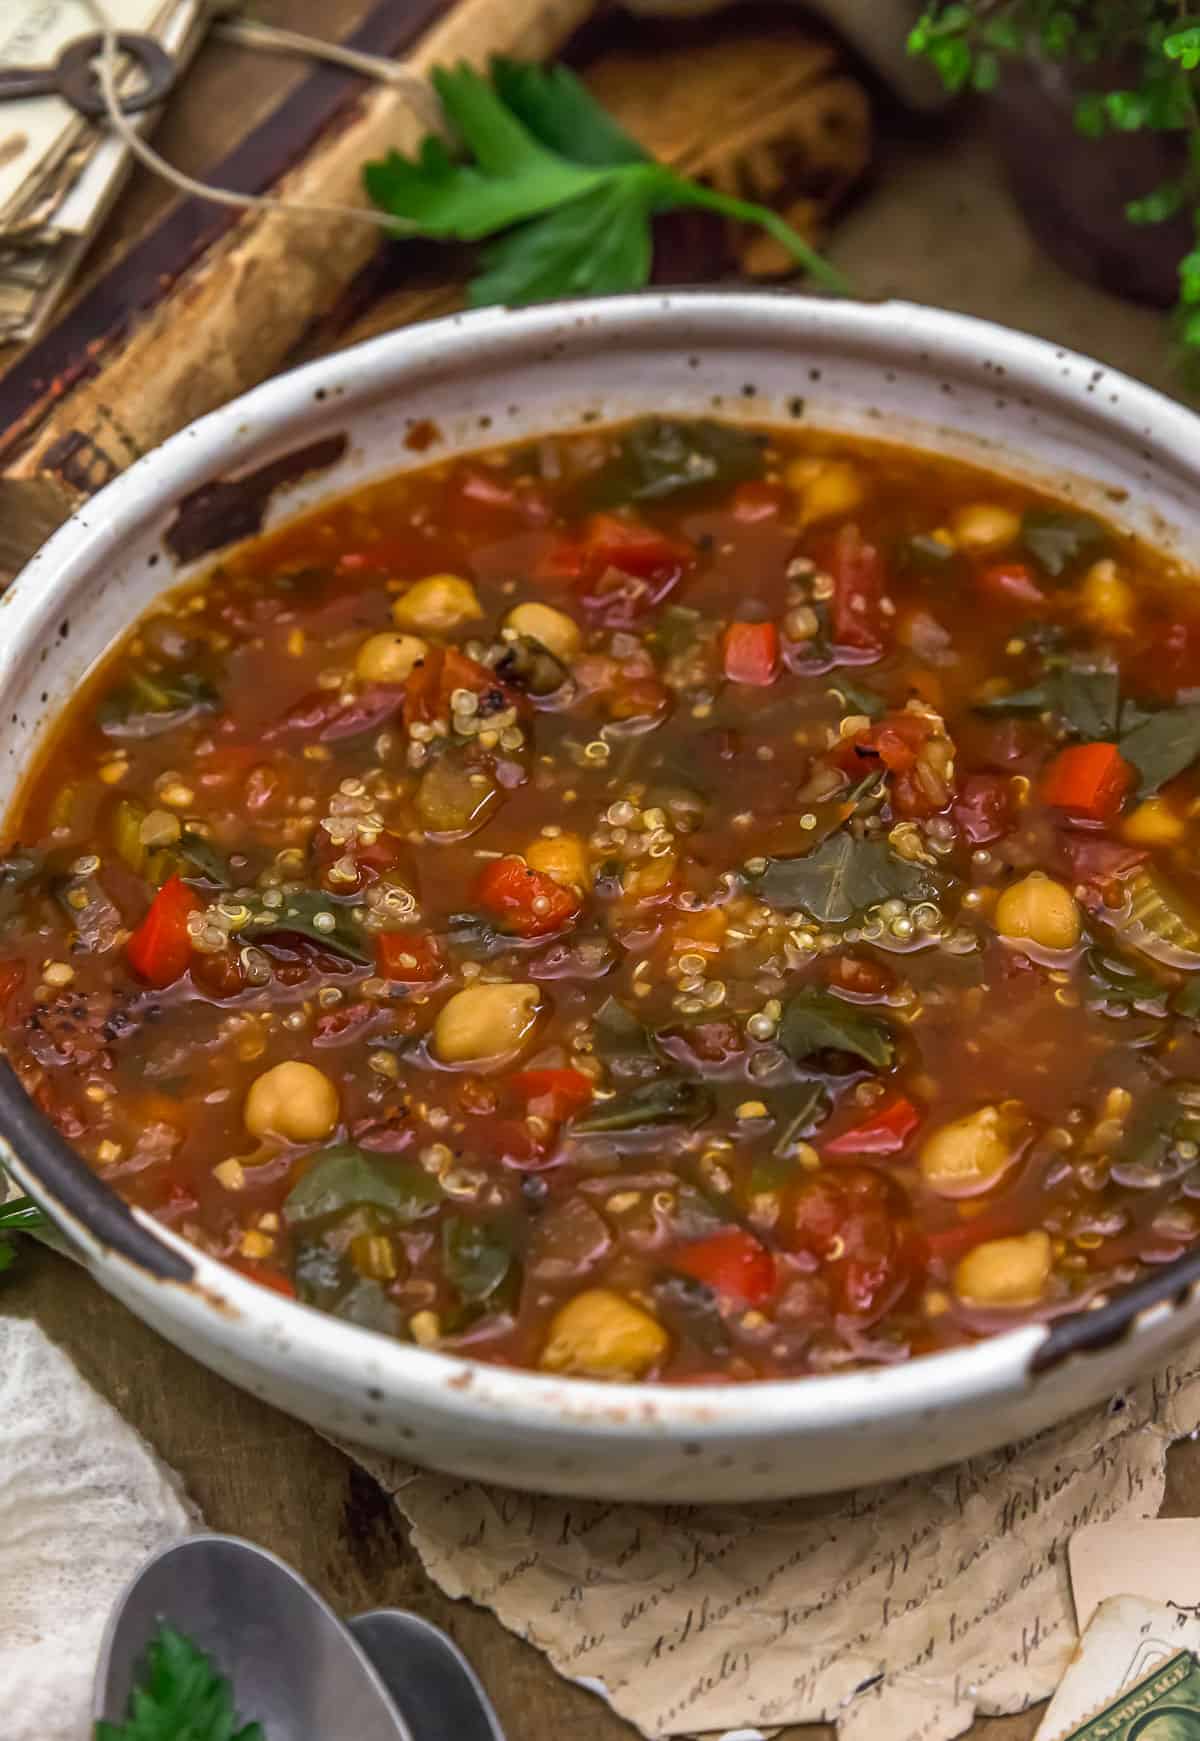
<box><xmin>6</xmin><ymin>417</ymin><xmax>1200</xmax><ymax>1384</ymax></box>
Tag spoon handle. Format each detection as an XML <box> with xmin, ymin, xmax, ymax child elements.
<box><xmin>350</xmin><ymin>1610</ymin><xmax>507</xmax><ymax>1741</ymax></box>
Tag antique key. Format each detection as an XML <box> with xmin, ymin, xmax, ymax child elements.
<box><xmin>0</xmin><ymin>31</ymin><xmax>177</xmax><ymax>118</ymax></box>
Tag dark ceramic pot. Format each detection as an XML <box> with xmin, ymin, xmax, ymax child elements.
<box><xmin>989</xmin><ymin>53</ymin><xmax>1190</xmax><ymax>308</ymax></box>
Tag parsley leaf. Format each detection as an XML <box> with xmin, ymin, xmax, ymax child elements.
<box><xmin>491</xmin><ymin>56</ymin><xmax>647</xmax><ymax>167</ymax></box>
<box><xmin>365</xmin><ymin>60</ymin><xmax>849</xmax><ymax>306</ymax></box>
<box><xmin>96</xmin><ymin>1623</ymin><xmax>264</xmax><ymax>1741</ymax></box>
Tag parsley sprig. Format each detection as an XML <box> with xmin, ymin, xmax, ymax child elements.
<box><xmin>364</xmin><ymin>58</ymin><xmax>849</xmax><ymax>305</ymax></box>
<box><xmin>908</xmin><ymin>3</ymin><xmax>1200</xmax><ymax>371</ymax></box>
<box><xmin>0</xmin><ymin>1193</ymin><xmax>48</xmax><ymax>1274</ymax></box>
<box><xmin>96</xmin><ymin>1625</ymin><xmax>263</xmax><ymax>1741</ymax></box>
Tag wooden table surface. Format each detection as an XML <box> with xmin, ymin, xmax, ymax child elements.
<box><xmin>3</xmin><ymin>9</ymin><xmax>1197</xmax><ymax>1738</ymax></box>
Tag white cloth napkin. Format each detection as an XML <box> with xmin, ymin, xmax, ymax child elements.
<box><xmin>0</xmin><ymin>1317</ymin><xmax>196</xmax><ymax>1741</ymax></box>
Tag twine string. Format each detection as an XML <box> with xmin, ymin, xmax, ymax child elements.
<box><xmin>75</xmin><ymin>0</ymin><xmax>440</xmax><ymax>231</ymax></box>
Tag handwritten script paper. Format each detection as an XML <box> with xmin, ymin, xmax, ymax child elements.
<box><xmin>351</xmin><ymin>1352</ymin><xmax>1200</xmax><ymax>1741</ymax></box>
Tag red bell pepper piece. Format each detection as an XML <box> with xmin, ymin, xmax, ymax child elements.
<box><xmin>1042</xmin><ymin>741</ymin><xmax>1134</xmax><ymax>822</ymax></box>
<box><xmin>126</xmin><ymin>875</ymin><xmax>201</xmax><ymax>989</ymax></box>
<box><xmin>474</xmin><ymin>856</ymin><xmax>581</xmax><ymax>938</ymax></box>
<box><xmin>375</xmin><ymin>930</ymin><xmax>443</xmax><ymax>983</ymax></box>
<box><xmin>976</xmin><ymin>561</ymin><xmax>1046</xmax><ymax>608</ymax></box>
<box><xmin>824</xmin><ymin>1096</ymin><xmax>921</xmax><ymax>1157</ymax></box>
<box><xmin>722</xmin><ymin>621</ymin><xmax>780</xmax><ymax>686</ymax></box>
<box><xmin>672</xmin><ymin>1228</ymin><xmax>777</xmax><ymax>1305</ymax></box>
<box><xmin>510</xmin><ymin>1067</ymin><xmax>594</xmax><ymax>1121</ymax></box>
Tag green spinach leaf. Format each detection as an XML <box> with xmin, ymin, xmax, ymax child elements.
<box><xmin>244</xmin><ymin>891</ymin><xmax>371</xmax><ymax>964</ymax></box>
<box><xmin>98</xmin><ymin>668</ymin><xmax>219</xmax><ymax>739</ymax></box>
<box><xmin>572</xmin><ymin>1077</ymin><xmax>714</xmax><ymax>1133</ymax></box>
<box><xmin>826</xmin><ymin>674</ymin><xmax>886</xmax><ymax>721</ymax></box>
<box><xmin>772</xmin><ymin>1081</ymin><xmax>834</xmax><ymax>1159</ymax></box>
<box><xmin>1118</xmin><ymin>703</ymin><xmax>1200</xmax><ymax>796</ymax></box>
<box><xmin>443</xmin><ymin>1215</ymin><xmax>514</xmax><ymax>1301</ymax></box>
<box><xmin>976</xmin><ymin>661</ymin><xmax>1119</xmax><ymax>740</ymax></box>
<box><xmin>586</xmin><ymin>418</ymin><xmax>766</xmax><ymax>507</ymax></box>
<box><xmin>748</xmin><ymin>832</ymin><xmax>941</xmax><ymax>925</ymax></box>
<box><xmin>592</xmin><ymin>995</ymin><xmax>658</xmax><ymax>1077</ymax></box>
<box><xmin>283</xmin><ymin>1145</ymin><xmax>440</xmax><ymax>1224</ymax></box>
<box><xmin>1021</xmin><ymin>507</ymin><xmax>1107</xmax><ymax>576</ymax></box>
<box><xmin>778</xmin><ymin>989</ymin><xmax>894</xmax><ymax>1068</ymax></box>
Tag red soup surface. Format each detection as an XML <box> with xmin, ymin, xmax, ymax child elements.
<box><xmin>6</xmin><ymin>418</ymin><xmax>1200</xmax><ymax>1383</ymax></box>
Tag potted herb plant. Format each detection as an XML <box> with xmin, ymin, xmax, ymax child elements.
<box><xmin>909</xmin><ymin>3</ymin><xmax>1200</xmax><ymax>348</ymax></box>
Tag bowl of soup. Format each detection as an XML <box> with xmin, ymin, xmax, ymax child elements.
<box><xmin>4</xmin><ymin>292</ymin><xmax>1200</xmax><ymax>1500</ymax></box>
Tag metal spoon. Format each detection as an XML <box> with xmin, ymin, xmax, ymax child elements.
<box><xmin>93</xmin><ymin>1534</ymin><xmax>411</xmax><ymax>1740</ymax></box>
<box><xmin>349</xmin><ymin>1610</ymin><xmax>507</xmax><ymax>1741</ymax></box>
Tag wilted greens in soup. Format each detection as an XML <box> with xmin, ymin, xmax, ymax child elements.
<box><xmin>6</xmin><ymin>416</ymin><xmax>1200</xmax><ymax>1383</ymax></box>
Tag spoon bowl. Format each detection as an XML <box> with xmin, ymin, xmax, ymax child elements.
<box><xmin>94</xmin><ymin>1534</ymin><xmax>411</xmax><ymax>1739</ymax></box>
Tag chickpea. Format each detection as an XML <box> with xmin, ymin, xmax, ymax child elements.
<box><xmin>355</xmin><ymin>631</ymin><xmax>427</xmax><ymax>685</ymax></box>
<box><xmin>391</xmin><ymin>574</ymin><xmax>482</xmax><ymax>633</ymax></box>
<box><xmin>1124</xmin><ymin>796</ymin><xmax>1185</xmax><ymax>847</ymax></box>
<box><xmin>244</xmin><ymin>1061</ymin><xmax>339</xmax><ymax>1143</ymax></box>
<box><xmin>1079</xmin><ymin>559</ymin><xmax>1135</xmax><ymax>635</ymax></box>
<box><xmin>540</xmin><ymin>1288</ymin><xmax>669</xmax><ymax>1379</ymax></box>
<box><xmin>786</xmin><ymin>457</ymin><xmax>864</xmax><ymax>525</ymax></box>
<box><xmin>950</xmin><ymin>503</ymin><xmax>1021</xmax><ymax>552</ymax></box>
<box><xmin>433</xmin><ymin>982</ymin><xmax>542</xmax><ymax>1065</ymax></box>
<box><xmin>920</xmin><ymin>1102</ymin><xmax>1028</xmax><ymax>1197</ymax></box>
<box><xmin>505</xmin><ymin>601</ymin><xmax>582</xmax><ymax>662</ymax></box>
<box><xmin>954</xmin><ymin>1230</ymin><xmax>1052</xmax><ymax>1309</ymax></box>
<box><xmin>526</xmin><ymin>832</ymin><xmax>588</xmax><ymax>891</ymax></box>
<box><xmin>994</xmin><ymin>872</ymin><xmax>1082</xmax><ymax>951</ymax></box>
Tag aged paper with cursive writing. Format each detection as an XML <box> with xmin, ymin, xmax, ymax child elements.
<box><xmin>350</xmin><ymin>1351</ymin><xmax>1200</xmax><ymax>1741</ymax></box>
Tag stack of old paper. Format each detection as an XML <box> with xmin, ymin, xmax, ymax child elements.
<box><xmin>0</xmin><ymin>0</ymin><xmax>209</xmax><ymax>343</ymax></box>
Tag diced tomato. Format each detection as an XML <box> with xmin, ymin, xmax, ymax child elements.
<box><xmin>825</xmin><ymin>1097</ymin><xmax>921</xmax><ymax>1157</ymax></box>
<box><xmin>671</xmin><ymin>1228</ymin><xmax>777</xmax><ymax>1306</ymax></box>
<box><xmin>510</xmin><ymin>1067</ymin><xmax>594</xmax><ymax>1121</ymax></box>
<box><xmin>976</xmin><ymin>561</ymin><xmax>1046</xmax><ymax>608</ymax></box>
<box><xmin>403</xmin><ymin>645</ymin><xmax>506</xmax><ymax>727</ymax></box>
<box><xmin>532</xmin><ymin>536</ymin><xmax>587</xmax><ymax>585</ymax></box>
<box><xmin>375</xmin><ymin>930</ymin><xmax>443</xmax><ymax>983</ymax></box>
<box><xmin>1059</xmin><ymin>832</ymin><xmax>1147</xmax><ymax>897</ymax></box>
<box><xmin>473</xmin><ymin>856</ymin><xmax>581</xmax><ymax>938</ymax></box>
<box><xmin>730</xmin><ymin>481</ymin><xmax>791</xmax><ymax>523</ymax></box>
<box><xmin>953</xmin><ymin>773</ymin><xmax>1016</xmax><ymax>845</ymax></box>
<box><xmin>126</xmin><ymin>875</ymin><xmax>201</xmax><ymax>989</ymax></box>
<box><xmin>789</xmin><ymin>1166</ymin><xmax>917</xmax><ymax>1323</ymax></box>
<box><xmin>840</xmin><ymin>708</ymin><xmax>953</xmax><ymax>818</ymax></box>
<box><xmin>583</xmin><ymin>513</ymin><xmax>691</xmax><ymax>579</ymax></box>
<box><xmin>1042</xmin><ymin>741</ymin><xmax>1133</xmax><ymax>823</ymax></box>
<box><xmin>824</xmin><ymin>523</ymin><xmax>888</xmax><ymax>654</ymax></box>
<box><xmin>722</xmin><ymin>621</ymin><xmax>780</xmax><ymax>686</ymax></box>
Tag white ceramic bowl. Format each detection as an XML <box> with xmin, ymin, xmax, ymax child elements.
<box><xmin>6</xmin><ymin>292</ymin><xmax>1200</xmax><ymax>1502</ymax></box>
